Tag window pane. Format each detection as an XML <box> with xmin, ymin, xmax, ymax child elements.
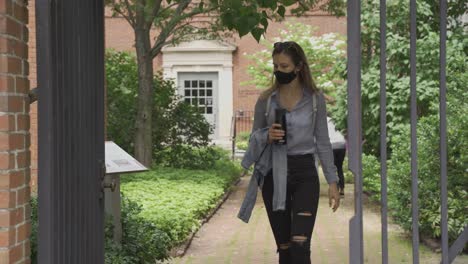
<box><xmin>184</xmin><ymin>98</ymin><xmax>191</xmax><ymax>104</ymax></box>
<box><xmin>207</xmin><ymin>107</ymin><xmax>213</xmax><ymax>114</ymax></box>
<box><xmin>199</xmin><ymin>81</ymin><xmax>205</xmax><ymax>88</ymax></box>
<box><xmin>207</xmin><ymin>89</ymin><xmax>212</xmax><ymax>96</ymax></box>
<box><xmin>199</xmin><ymin>107</ymin><xmax>205</xmax><ymax>114</ymax></box>
<box><xmin>199</xmin><ymin>89</ymin><xmax>205</xmax><ymax>96</ymax></box>
<box><xmin>199</xmin><ymin>98</ymin><xmax>205</xmax><ymax>105</ymax></box>
<box><xmin>184</xmin><ymin>80</ymin><xmax>190</xmax><ymax>88</ymax></box>
<box><xmin>207</xmin><ymin>80</ymin><xmax>212</xmax><ymax>88</ymax></box>
<box><xmin>192</xmin><ymin>80</ymin><xmax>198</xmax><ymax>88</ymax></box>
<box><xmin>192</xmin><ymin>90</ymin><xmax>198</xmax><ymax>96</ymax></box>
<box><xmin>184</xmin><ymin>90</ymin><xmax>190</xmax><ymax>96</ymax></box>
<box><xmin>206</xmin><ymin>98</ymin><xmax>212</xmax><ymax>105</ymax></box>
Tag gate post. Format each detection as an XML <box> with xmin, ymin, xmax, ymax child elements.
<box><xmin>0</xmin><ymin>1</ymin><xmax>32</xmax><ymax>263</ymax></box>
<box><xmin>347</xmin><ymin>0</ymin><xmax>364</xmax><ymax>263</ymax></box>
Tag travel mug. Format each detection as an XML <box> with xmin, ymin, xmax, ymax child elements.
<box><xmin>274</xmin><ymin>108</ymin><xmax>287</xmax><ymax>145</ymax></box>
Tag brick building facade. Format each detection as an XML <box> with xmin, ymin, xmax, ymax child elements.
<box><xmin>0</xmin><ymin>0</ymin><xmax>32</xmax><ymax>263</ymax></box>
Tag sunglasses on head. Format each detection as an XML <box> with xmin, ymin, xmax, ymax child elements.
<box><xmin>273</xmin><ymin>41</ymin><xmax>297</xmax><ymax>49</ymax></box>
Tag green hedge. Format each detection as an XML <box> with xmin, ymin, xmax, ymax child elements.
<box><xmin>362</xmin><ymin>153</ymin><xmax>383</xmax><ymax>201</ymax></box>
<box><xmin>388</xmin><ymin>110</ymin><xmax>467</xmax><ymax>243</ymax></box>
<box><xmin>121</xmin><ymin>162</ymin><xmax>241</xmax><ymax>245</ymax></box>
<box><xmin>359</xmin><ymin>97</ymin><xmax>467</xmax><ymax>243</ymax></box>
<box><xmin>30</xmin><ymin>194</ymin><xmax>171</xmax><ymax>264</ymax></box>
<box><xmin>235</xmin><ymin>131</ymin><xmax>250</xmax><ymax>151</ymax></box>
<box><xmin>105</xmin><ymin>194</ymin><xmax>172</xmax><ymax>263</ymax></box>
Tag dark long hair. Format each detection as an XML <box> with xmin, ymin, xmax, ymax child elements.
<box><xmin>260</xmin><ymin>41</ymin><xmax>319</xmax><ymax>100</ymax></box>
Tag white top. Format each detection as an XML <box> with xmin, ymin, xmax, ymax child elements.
<box><xmin>327</xmin><ymin>117</ymin><xmax>346</xmax><ymax>149</ymax></box>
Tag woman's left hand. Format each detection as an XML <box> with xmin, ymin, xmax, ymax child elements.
<box><xmin>328</xmin><ymin>182</ymin><xmax>340</xmax><ymax>212</ymax></box>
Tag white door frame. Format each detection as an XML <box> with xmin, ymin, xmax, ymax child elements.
<box><xmin>161</xmin><ymin>40</ymin><xmax>236</xmax><ymax>147</ymax></box>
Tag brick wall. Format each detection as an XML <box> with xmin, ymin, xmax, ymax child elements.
<box><xmin>0</xmin><ymin>0</ymin><xmax>31</xmax><ymax>263</ymax></box>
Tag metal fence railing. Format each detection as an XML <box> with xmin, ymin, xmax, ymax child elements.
<box><xmin>230</xmin><ymin>110</ymin><xmax>254</xmax><ymax>159</ymax></box>
<box><xmin>347</xmin><ymin>0</ymin><xmax>466</xmax><ymax>263</ymax></box>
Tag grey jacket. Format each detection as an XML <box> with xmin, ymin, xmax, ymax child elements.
<box><xmin>237</xmin><ymin>127</ymin><xmax>287</xmax><ymax>223</ymax></box>
<box><xmin>237</xmin><ymin>90</ymin><xmax>339</xmax><ymax>223</ymax></box>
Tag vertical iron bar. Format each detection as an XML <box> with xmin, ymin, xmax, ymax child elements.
<box><xmin>439</xmin><ymin>0</ymin><xmax>448</xmax><ymax>263</ymax></box>
<box><xmin>409</xmin><ymin>0</ymin><xmax>420</xmax><ymax>262</ymax></box>
<box><xmin>347</xmin><ymin>0</ymin><xmax>364</xmax><ymax>262</ymax></box>
<box><xmin>36</xmin><ymin>0</ymin><xmax>53</xmax><ymax>262</ymax></box>
<box><xmin>379</xmin><ymin>0</ymin><xmax>388</xmax><ymax>262</ymax></box>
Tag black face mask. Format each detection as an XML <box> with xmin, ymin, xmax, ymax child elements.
<box><xmin>274</xmin><ymin>70</ymin><xmax>297</xmax><ymax>84</ymax></box>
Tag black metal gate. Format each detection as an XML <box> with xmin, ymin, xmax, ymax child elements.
<box><xmin>36</xmin><ymin>0</ymin><xmax>105</xmax><ymax>263</ymax></box>
<box><xmin>347</xmin><ymin>0</ymin><xmax>467</xmax><ymax>263</ymax></box>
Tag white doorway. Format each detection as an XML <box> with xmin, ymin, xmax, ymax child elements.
<box><xmin>178</xmin><ymin>72</ymin><xmax>219</xmax><ymax>138</ymax></box>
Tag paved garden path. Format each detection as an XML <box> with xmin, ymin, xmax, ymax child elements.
<box><xmin>165</xmin><ymin>172</ymin><xmax>467</xmax><ymax>264</ymax></box>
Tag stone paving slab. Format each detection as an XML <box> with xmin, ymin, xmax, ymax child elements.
<box><xmin>163</xmin><ymin>172</ymin><xmax>468</xmax><ymax>264</ymax></box>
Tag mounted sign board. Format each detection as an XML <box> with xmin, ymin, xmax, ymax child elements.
<box><xmin>105</xmin><ymin>141</ymin><xmax>148</xmax><ymax>174</ymax></box>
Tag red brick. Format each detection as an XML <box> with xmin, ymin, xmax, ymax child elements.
<box><xmin>14</xmin><ymin>0</ymin><xmax>27</xmax><ymax>7</ymax></box>
<box><xmin>0</xmin><ymin>37</ymin><xmax>27</xmax><ymax>58</ymax></box>
<box><xmin>12</xmin><ymin>39</ymin><xmax>27</xmax><ymax>58</ymax></box>
<box><xmin>0</xmin><ymin>152</ymin><xmax>15</xmax><ymax>169</ymax></box>
<box><xmin>0</xmin><ymin>171</ymin><xmax>25</xmax><ymax>189</ymax></box>
<box><xmin>22</xmin><ymin>59</ymin><xmax>28</xmax><ymax>75</ymax></box>
<box><xmin>0</xmin><ymin>74</ymin><xmax>15</xmax><ymax>92</ymax></box>
<box><xmin>0</xmin><ymin>248</ymin><xmax>9</xmax><ymax>263</ymax></box>
<box><xmin>16</xmin><ymin>114</ymin><xmax>30</xmax><ymax>131</ymax></box>
<box><xmin>0</xmin><ymin>37</ymin><xmax>8</xmax><ymax>53</ymax></box>
<box><xmin>0</xmin><ymin>96</ymin><xmax>24</xmax><ymax>112</ymax></box>
<box><xmin>13</xmin><ymin>2</ymin><xmax>28</xmax><ymax>24</ymax></box>
<box><xmin>23</xmin><ymin>133</ymin><xmax>30</xmax><ymax>147</ymax></box>
<box><xmin>0</xmin><ymin>228</ymin><xmax>15</xmax><ymax>247</ymax></box>
<box><xmin>9</xmin><ymin>243</ymin><xmax>23</xmax><ymax>263</ymax></box>
<box><xmin>0</xmin><ymin>208</ymin><xmax>23</xmax><ymax>228</ymax></box>
<box><xmin>15</xmin><ymin>77</ymin><xmax>29</xmax><ymax>94</ymax></box>
<box><xmin>0</xmin><ymin>1</ymin><xmax>13</xmax><ymax>16</ymax></box>
<box><xmin>15</xmin><ymin>186</ymin><xmax>29</xmax><ymax>205</ymax></box>
<box><xmin>0</xmin><ymin>114</ymin><xmax>15</xmax><ymax>131</ymax></box>
<box><xmin>16</xmin><ymin>150</ymin><xmax>29</xmax><ymax>168</ymax></box>
<box><xmin>0</xmin><ymin>133</ymin><xmax>25</xmax><ymax>151</ymax></box>
<box><xmin>23</xmin><ymin>170</ymin><xmax>30</xmax><ymax>185</ymax></box>
<box><xmin>16</xmin><ymin>221</ymin><xmax>29</xmax><ymax>242</ymax></box>
<box><xmin>14</xmin><ymin>206</ymin><xmax>24</xmax><ymax>222</ymax></box>
<box><xmin>24</xmin><ymin>240</ymin><xmax>31</xmax><ymax>262</ymax></box>
<box><xmin>0</xmin><ymin>190</ymin><xmax>15</xmax><ymax>207</ymax></box>
<box><xmin>0</xmin><ymin>56</ymin><xmax>22</xmax><ymax>74</ymax></box>
<box><xmin>0</xmin><ymin>16</ymin><xmax>22</xmax><ymax>39</ymax></box>
<box><xmin>23</xmin><ymin>203</ymin><xmax>30</xmax><ymax>220</ymax></box>
<box><xmin>10</xmin><ymin>96</ymin><xmax>25</xmax><ymax>112</ymax></box>
<box><xmin>0</xmin><ymin>210</ymin><xmax>11</xmax><ymax>227</ymax></box>
<box><xmin>21</xmin><ymin>23</ymin><xmax>28</xmax><ymax>42</ymax></box>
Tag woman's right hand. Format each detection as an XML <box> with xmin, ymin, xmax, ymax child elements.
<box><xmin>268</xmin><ymin>123</ymin><xmax>285</xmax><ymax>144</ymax></box>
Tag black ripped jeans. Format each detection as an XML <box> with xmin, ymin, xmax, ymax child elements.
<box><xmin>261</xmin><ymin>154</ymin><xmax>320</xmax><ymax>264</ymax></box>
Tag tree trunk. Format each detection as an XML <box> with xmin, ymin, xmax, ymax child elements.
<box><xmin>134</xmin><ymin>28</ymin><xmax>154</xmax><ymax>167</ymax></box>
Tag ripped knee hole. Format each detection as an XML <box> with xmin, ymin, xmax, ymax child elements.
<box><xmin>297</xmin><ymin>211</ymin><xmax>312</xmax><ymax>216</ymax></box>
<box><xmin>279</xmin><ymin>243</ymin><xmax>291</xmax><ymax>250</ymax></box>
<box><xmin>291</xmin><ymin>235</ymin><xmax>308</xmax><ymax>245</ymax></box>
